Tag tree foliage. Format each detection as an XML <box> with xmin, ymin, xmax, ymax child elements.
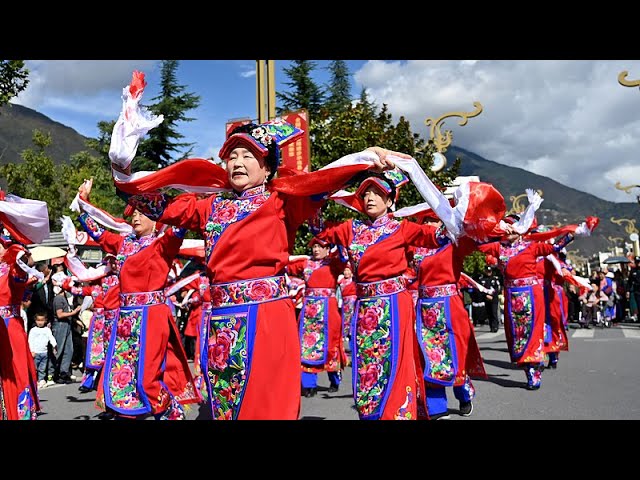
<box><xmin>325</xmin><ymin>60</ymin><xmax>351</xmax><ymax>114</ymax></box>
<box><xmin>0</xmin><ymin>60</ymin><xmax>29</xmax><ymax>109</ymax></box>
<box><xmin>276</xmin><ymin>60</ymin><xmax>325</xmax><ymax>117</ymax></box>
<box><xmin>0</xmin><ymin>129</ymin><xmax>126</xmax><ymax>232</ymax></box>
<box><xmin>0</xmin><ymin>130</ymin><xmax>63</xmax><ymax>230</ymax></box>
<box><xmin>139</xmin><ymin>60</ymin><xmax>201</xmax><ymax>169</ymax></box>
<box><xmin>462</xmin><ymin>250</ymin><xmax>487</xmax><ymax>278</ymax></box>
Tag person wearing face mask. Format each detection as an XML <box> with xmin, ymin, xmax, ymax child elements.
<box><xmin>288</xmin><ymin>236</ymin><xmax>347</xmax><ymax>397</ymax></box>
<box><xmin>76</xmin><ymin>183</ymin><xmax>200</xmax><ymax>420</ymax></box>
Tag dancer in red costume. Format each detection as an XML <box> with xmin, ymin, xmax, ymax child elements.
<box><xmin>478</xmin><ymin>211</ymin><xmax>576</xmax><ymax>391</ymax></box>
<box><xmin>392</xmin><ymin>182</ymin><xmax>507</xmax><ymax>419</ymax></box>
<box><xmin>288</xmin><ymin>237</ymin><xmax>347</xmax><ymax>397</ymax></box>
<box><xmin>338</xmin><ymin>263</ymin><xmax>356</xmax><ymax>348</ymax></box>
<box><xmin>406</xmin><ymin>217</ymin><xmax>487</xmax><ymax>419</ymax></box>
<box><xmin>76</xmin><ymin>182</ymin><xmax>199</xmax><ymax>419</ymax></box>
<box><xmin>0</xmin><ymin>191</ymin><xmax>50</xmax><ymax>420</ymax></box>
<box><xmin>315</xmin><ymin>171</ymin><xmax>451</xmax><ymax>420</ymax></box>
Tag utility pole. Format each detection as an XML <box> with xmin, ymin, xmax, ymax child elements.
<box><xmin>256</xmin><ymin>60</ymin><xmax>276</xmax><ymax>123</ymax></box>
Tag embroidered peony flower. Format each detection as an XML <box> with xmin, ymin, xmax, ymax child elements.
<box><xmin>359</xmin><ymin>363</ymin><xmax>381</xmax><ymax>390</ymax></box>
<box><xmin>246</xmin><ymin>280</ymin><xmax>274</xmax><ymax>301</ymax></box>
<box><xmin>423</xmin><ymin>309</ymin><xmax>439</xmax><ymax>329</ymax></box>
<box><xmin>113</xmin><ymin>364</ymin><xmax>134</xmax><ymax>389</ymax></box>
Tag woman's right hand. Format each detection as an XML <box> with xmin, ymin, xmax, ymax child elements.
<box><xmin>78</xmin><ymin>178</ymin><xmax>93</xmax><ymax>201</ymax></box>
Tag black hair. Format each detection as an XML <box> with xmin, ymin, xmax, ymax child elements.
<box><xmin>34</xmin><ymin>311</ymin><xmax>48</xmax><ymax>320</ymax></box>
<box><xmin>228</xmin><ymin>123</ymin><xmax>278</xmax><ymax>181</ymax></box>
<box><xmin>352</xmin><ymin>171</ymin><xmax>397</xmax><ymax>208</ymax></box>
<box><xmin>558</xmin><ymin>251</ymin><xmax>567</xmax><ymax>261</ymax></box>
<box><xmin>505</xmin><ymin>213</ymin><xmax>520</xmax><ymax>222</ymax></box>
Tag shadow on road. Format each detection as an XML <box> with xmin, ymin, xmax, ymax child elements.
<box><xmin>194</xmin><ymin>402</ymin><xmax>212</xmax><ymax>420</ymax></box>
<box><xmin>320</xmin><ymin>393</ymin><xmax>353</xmax><ymax>400</ymax></box>
<box><xmin>482</xmin><ymin>358</ymin><xmax>521</xmax><ymax>370</ymax></box>
<box><xmin>476</xmin><ymin>374</ymin><xmax>527</xmax><ymax>389</ymax></box>
<box><xmin>73</xmin><ymin>414</ymin><xmax>91</xmax><ymax>420</ymax></box>
<box><xmin>66</xmin><ymin>395</ymin><xmax>96</xmax><ymax>403</ymax></box>
<box><xmin>479</xmin><ymin>346</ymin><xmax>510</xmax><ymax>353</ymax></box>
<box><xmin>300</xmin><ymin>416</ymin><xmax>326</xmax><ymax>420</ymax></box>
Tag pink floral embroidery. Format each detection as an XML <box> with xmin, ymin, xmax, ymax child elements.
<box><xmin>120</xmin><ymin>291</ymin><xmax>166</xmax><ymax>307</ymax></box>
<box><xmin>204</xmin><ymin>186</ymin><xmax>270</xmax><ymax>261</ymax></box>
<box><xmin>355</xmin><ymin>297</ymin><xmax>393</xmax><ymax>418</ymax></box>
<box><xmin>509</xmin><ymin>290</ymin><xmax>534</xmax><ymax>357</ymax></box>
<box><xmin>419</xmin><ymin>299</ymin><xmax>455</xmax><ymax>384</ymax></box>
<box><xmin>300</xmin><ymin>298</ymin><xmax>327</xmax><ymax>364</ymax></box>
<box><xmin>115</xmin><ymin>233</ymin><xmax>155</xmax><ymax>272</ymax></box>
<box><xmin>419</xmin><ymin>283</ymin><xmax>458</xmax><ymax>298</ymax></box>
<box><xmin>210</xmin><ymin>276</ymin><xmax>288</xmax><ymax>307</ymax></box>
<box><xmin>349</xmin><ymin>215</ymin><xmax>401</xmax><ymax>273</ymax></box>
<box><xmin>356</xmin><ymin>276</ymin><xmax>406</xmax><ymax>298</ymax></box>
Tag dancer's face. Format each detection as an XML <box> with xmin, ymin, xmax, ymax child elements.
<box><xmin>226</xmin><ymin>147</ymin><xmax>270</xmax><ymax>192</ymax></box>
<box><xmin>311</xmin><ymin>243</ymin><xmax>330</xmax><ymax>260</ymax></box>
<box><xmin>361</xmin><ymin>185</ymin><xmax>392</xmax><ymax>220</ymax></box>
<box><xmin>131</xmin><ymin>210</ymin><xmax>155</xmax><ymax>237</ymax></box>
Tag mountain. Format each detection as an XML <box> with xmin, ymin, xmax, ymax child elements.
<box><xmin>447</xmin><ymin>145</ymin><xmax>640</xmax><ymax>261</ymax></box>
<box><xmin>0</xmin><ymin>103</ymin><xmax>95</xmax><ymax>166</ymax></box>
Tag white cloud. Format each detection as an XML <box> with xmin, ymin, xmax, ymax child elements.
<box><xmin>354</xmin><ymin>60</ymin><xmax>640</xmax><ymax>202</ymax></box>
<box><xmin>14</xmin><ymin>60</ymin><xmax>158</xmax><ymax>109</ymax></box>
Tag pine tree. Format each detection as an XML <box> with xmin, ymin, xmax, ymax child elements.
<box><xmin>138</xmin><ymin>60</ymin><xmax>201</xmax><ymax>169</ymax></box>
<box><xmin>0</xmin><ymin>60</ymin><xmax>29</xmax><ymax>110</ymax></box>
<box><xmin>325</xmin><ymin>60</ymin><xmax>351</xmax><ymax>114</ymax></box>
<box><xmin>276</xmin><ymin>60</ymin><xmax>325</xmax><ymax>118</ymax></box>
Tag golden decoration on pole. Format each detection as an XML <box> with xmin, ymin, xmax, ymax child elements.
<box><xmin>615</xmin><ymin>181</ymin><xmax>640</xmax><ymax>194</ymax></box>
<box><xmin>608</xmin><ymin>236</ymin><xmax>624</xmax><ymax>245</ymax></box>
<box><xmin>417</xmin><ymin>102</ymin><xmax>483</xmax><ymax>173</ymax></box>
<box><xmin>618</xmin><ymin>71</ymin><xmax>640</xmax><ymax>88</ymax></box>
<box><xmin>424</xmin><ymin>102</ymin><xmax>483</xmax><ymax>153</ymax></box>
<box><xmin>610</xmin><ymin>217</ymin><xmax>639</xmax><ymax>235</ymax></box>
<box><xmin>508</xmin><ymin>190</ymin><xmax>543</xmax><ymax>215</ymax></box>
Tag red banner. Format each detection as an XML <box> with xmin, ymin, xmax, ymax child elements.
<box><xmin>279</xmin><ymin>110</ymin><xmax>310</xmax><ymax>173</ymax></box>
<box><xmin>225</xmin><ymin>110</ymin><xmax>311</xmax><ymax>173</ymax></box>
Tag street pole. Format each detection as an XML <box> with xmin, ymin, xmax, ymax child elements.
<box><xmin>256</xmin><ymin>60</ymin><xmax>277</xmax><ymax>123</ymax></box>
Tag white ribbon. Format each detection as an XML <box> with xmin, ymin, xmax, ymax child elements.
<box><xmin>0</xmin><ymin>194</ymin><xmax>50</xmax><ymax>243</ymax></box>
<box><xmin>16</xmin><ymin>251</ymin><xmax>44</xmax><ymax>281</ymax></box>
<box><xmin>109</xmin><ymin>76</ymin><xmax>164</xmax><ymax>171</ymax></box>
<box><xmin>322</xmin><ymin>151</ymin><xmax>462</xmax><ymax>242</ymax></box>
<box><xmin>70</xmin><ymin>185</ymin><xmax>133</xmax><ymax>235</ymax></box>
<box><xmin>546</xmin><ymin>254</ymin><xmax>564</xmax><ymax>277</ymax></box>
<box><xmin>512</xmin><ymin>189</ymin><xmax>543</xmax><ymax>234</ymax></box>
<box><xmin>165</xmin><ymin>272</ymin><xmax>202</xmax><ymax>298</ymax></box>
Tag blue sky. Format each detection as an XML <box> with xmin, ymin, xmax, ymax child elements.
<box><xmin>12</xmin><ymin>60</ymin><xmax>640</xmax><ymax>203</ymax></box>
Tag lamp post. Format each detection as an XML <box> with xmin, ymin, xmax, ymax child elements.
<box><xmin>256</xmin><ymin>60</ymin><xmax>276</xmax><ymax>123</ymax></box>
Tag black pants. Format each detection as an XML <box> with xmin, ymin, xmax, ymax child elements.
<box><xmin>486</xmin><ymin>300</ymin><xmax>499</xmax><ymax>331</ymax></box>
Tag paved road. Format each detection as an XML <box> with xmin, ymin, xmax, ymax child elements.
<box><xmin>35</xmin><ymin>322</ymin><xmax>640</xmax><ymax>420</ymax></box>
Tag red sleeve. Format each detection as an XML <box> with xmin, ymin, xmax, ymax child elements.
<box><xmin>478</xmin><ymin>241</ymin><xmax>500</xmax><ymax>257</ymax></box>
<box><xmin>457</xmin><ymin>236</ymin><xmax>478</xmax><ymax>258</ymax></box>
<box><xmin>283</xmin><ymin>195</ymin><xmax>325</xmax><ymax>233</ymax></box>
<box><xmin>156</xmin><ymin>227</ymin><xmax>185</xmax><ymax>262</ymax></box>
<box><xmin>315</xmin><ymin>220</ymin><xmax>353</xmax><ymax>248</ymax></box>
<box><xmin>158</xmin><ymin>193</ymin><xmax>211</xmax><ymax>234</ymax></box>
<box><xmin>401</xmin><ymin>221</ymin><xmax>442</xmax><ymax>248</ymax></box>
<box><xmin>189</xmin><ymin>292</ymin><xmax>202</xmax><ymax>307</ymax></box>
<box><xmin>534</xmin><ymin>242</ymin><xmax>556</xmax><ymax>257</ymax></box>
<box><xmin>287</xmin><ymin>258</ymin><xmax>307</xmax><ymax>277</ymax></box>
<box><xmin>78</xmin><ymin>212</ymin><xmax>124</xmax><ymax>255</ymax></box>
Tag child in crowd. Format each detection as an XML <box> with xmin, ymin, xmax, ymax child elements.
<box><xmin>28</xmin><ymin>312</ymin><xmax>58</xmax><ymax>388</ymax></box>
